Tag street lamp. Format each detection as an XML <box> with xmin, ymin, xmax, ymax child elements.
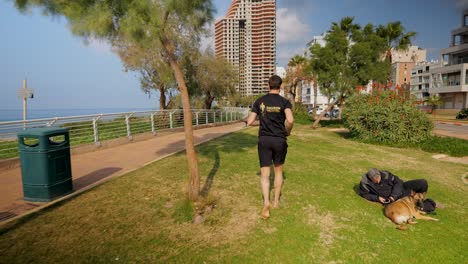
<box><xmin>18</xmin><ymin>79</ymin><xmax>34</xmax><ymax>128</ymax></box>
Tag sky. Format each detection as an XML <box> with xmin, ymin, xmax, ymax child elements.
<box><xmin>0</xmin><ymin>0</ymin><xmax>466</xmax><ymax>110</ymax></box>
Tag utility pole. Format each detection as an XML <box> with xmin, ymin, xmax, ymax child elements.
<box><xmin>18</xmin><ymin>79</ymin><xmax>34</xmax><ymax>128</ymax></box>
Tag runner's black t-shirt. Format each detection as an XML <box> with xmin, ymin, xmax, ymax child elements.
<box><xmin>252</xmin><ymin>93</ymin><xmax>292</xmax><ymax>138</ymax></box>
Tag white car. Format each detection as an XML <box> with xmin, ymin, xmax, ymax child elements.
<box><xmin>309</xmin><ymin>107</ymin><xmax>325</xmax><ymax>115</ymax></box>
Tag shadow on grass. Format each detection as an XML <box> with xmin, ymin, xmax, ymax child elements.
<box><xmin>333</xmin><ymin>129</ymin><xmax>352</xmax><ymax>139</ymax></box>
<box><xmin>198</xmin><ymin>132</ymin><xmax>258</xmax><ymax>198</ymax></box>
<box><xmin>313</xmin><ymin>119</ymin><xmax>345</xmax><ymax>128</ymax></box>
<box><xmin>201</xmin><ymin>150</ymin><xmax>220</xmax><ymax>197</ymax></box>
<box><xmin>353</xmin><ymin>184</ymin><xmax>360</xmax><ymax>196</ymax></box>
<box><xmin>203</xmin><ymin>132</ymin><xmax>257</xmax><ymax>154</ymax></box>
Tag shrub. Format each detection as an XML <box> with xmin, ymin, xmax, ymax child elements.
<box><xmin>343</xmin><ymin>90</ymin><xmax>433</xmax><ymax>144</ymax></box>
<box><xmin>455</xmin><ymin>108</ymin><xmax>468</xmax><ymax>120</ymax></box>
<box><xmin>293</xmin><ymin>102</ymin><xmax>313</xmax><ymax>125</ymax></box>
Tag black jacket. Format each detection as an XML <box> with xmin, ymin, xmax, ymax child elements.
<box><xmin>359</xmin><ymin>170</ymin><xmax>404</xmax><ymax>202</ymax></box>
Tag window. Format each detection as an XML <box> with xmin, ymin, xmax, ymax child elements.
<box><xmin>466</xmin><ymin>70</ymin><xmax>468</xmax><ymax>85</ymax></box>
<box><xmin>454</xmin><ymin>35</ymin><xmax>461</xmax><ymax>46</ymax></box>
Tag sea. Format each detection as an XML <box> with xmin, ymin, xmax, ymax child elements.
<box><xmin>0</xmin><ymin>108</ymin><xmax>156</xmax><ymax>122</ymax></box>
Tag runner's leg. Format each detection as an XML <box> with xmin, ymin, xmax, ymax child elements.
<box><xmin>273</xmin><ymin>164</ymin><xmax>283</xmax><ymax>208</ymax></box>
<box><xmin>260</xmin><ymin>166</ymin><xmax>271</xmax><ymax>219</ymax></box>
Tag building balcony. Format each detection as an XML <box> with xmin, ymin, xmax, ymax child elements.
<box><xmin>431</xmin><ymin>63</ymin><xmax>468</xmax><ymax>75</ymax></box>
<box><xmin>451</xmin><ymin>25</ymin><xmax>468</xmax><ymax>37</ymax></box>
<box><xmin>430</xmin><ymin>84</ymin><xmax>468</xmax><ymax>94</ymax></box>
<box><xmin>441</xmin><ymin>43</ymin><xmax>468</xmax><ymax>57</ymax></box>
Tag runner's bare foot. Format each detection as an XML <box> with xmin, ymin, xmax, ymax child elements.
<box><xmin>261</xmin><ymin>205</ymin><xmax>270</xmax><ymax>219</ymax></box>
<box><xmin>272</xmin><ymin>202</ymin><xmax>279</xmax><ymax>208</ymax></box>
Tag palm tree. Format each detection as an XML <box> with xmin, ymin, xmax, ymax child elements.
<box><xmin>376</xmin><ymin>21</ymin><xmax>416</xmax><ymax>86</ymax></box>
<box><xmin>331</xmin><ymin>16</ymin><xmax>361</xmax><ymax>37</ymax></box>
<box><xmin>286</xmin><ymin>55</ymin><xmax>307</xmax><ymax>103</ymax></box>
<box><xmin>424</xmin><ymin>95</ymin><xmax>442</xmax><ymax>118</ymax></box>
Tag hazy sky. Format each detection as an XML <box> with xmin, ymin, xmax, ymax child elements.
<box><xmin>0</xmin><ymin>0</ymin><xmax>465</xmax><ymax>110</ymax></box>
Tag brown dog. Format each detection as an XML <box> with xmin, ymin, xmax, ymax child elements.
<box><xmin>384</xmin><ymin>192</ymin><xmax>439</xmax><ymax>230</ymax></box>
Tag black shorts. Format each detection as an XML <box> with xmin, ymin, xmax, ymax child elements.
<box><xmin>258</xmin><ymin>136</ymin><xmax>288</xmax><ymax>167</ymax></box>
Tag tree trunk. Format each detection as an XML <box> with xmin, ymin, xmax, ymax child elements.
<box><xmin>289</xmin><ymin>83</ymin><xmax>296</xmax><ymax>103</ymax></box>
<box><xmin>312</xmin><ymin>100</ymin><xmax>338</xmax><ymax>129</ymax></box>
<box><xmin>162</xmin><ymin>38</ymin><xmax>199</xmax><ymax>201</ymax></box>
<box><xmin>296</xmin><ymin>79</ymin><xmax>302</xmax><ymax>103</ymax></box>
<box><xmin>204</xmin><ymin>95</ymin><xmax>214</xmax><ymax>110</ymax></box>
<box><xmin>338</xmin><ymin>99</ymin><xmax>344</xmax><ymax>120</ymax></box>
<box><xmin>313</xmin><ymin>77</ymin><xmax>318</xmax><ymax>116</ymax></box>
<box><xmin>159</xmin><ymin>85</ymin><xmax>166</xmax><ymax>110</ymax></box>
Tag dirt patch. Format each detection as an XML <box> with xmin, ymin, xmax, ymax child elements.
<box><xmin>163</xmin><ymin>190</ymin><xmax>259</xmax><ymax>248</ymax></box>
<box><xmin>432</xmin><ymin>154</ymin><xmax>468</xmax><ymax>165</ymax></box>
<box><xmin>303</xmin><ymin>204</ymin><xmax>351</xmax><ymax>264</ymax></box>
<box><xmin>304</xmin><ymin>205</ymin><xmax>339</xmax><ymax>246</ymax></box>
<box><xmin>462</xmin><ymin>172</ymin><xmax>468</xmax><ymax>185</ymax></box>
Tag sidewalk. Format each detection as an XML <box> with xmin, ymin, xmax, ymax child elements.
<box><xmin>0</xmin><ymin>122</ymin><xmax>246</xmax><ymax>223</ymax></box>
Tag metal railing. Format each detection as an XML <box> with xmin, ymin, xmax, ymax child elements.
<box><xmin>0</xmin><ymin>108</ymin><xmax>249</xmax><ymax>160</ymax></box>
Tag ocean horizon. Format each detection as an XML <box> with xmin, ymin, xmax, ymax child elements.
<box><xmin>0</xmin><ymin>108</ymin><xmax>157</xmax><ymax>122</ymax></box>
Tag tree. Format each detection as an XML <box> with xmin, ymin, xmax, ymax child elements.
<box><xmin>14</xmin><ymin>0</ymin><xmax>214</xmax><ymax>201</ymax></box>
<box><xmin>331</xmin><ymin>16</ymin><xmax>361</xmax><ymax>37</ymax></box>
<box><xmin>113</xmin><ymin>39</ymin><xmax>176</xmax><ymax>110</ymax></box>
<box><xmin>349</xmin><ymin>23</ymin><xmax>390</xmax><ymax>86</ymax></box>
<box><xmin>286</xmin><ymin>55</ymin><xmax>307</xmax><ymax>103</ymax></box>
<box><xmin>309</xmin><ymin>18</ymin><xmax>390</xmax><ymax>127</ymax></box>
<box><xmin>376</xmin><ymin>21</ymin><xmax>416</xmax><ymax>84</ymax></box>
<box><xmin>309</xmin><ymin>17</ymin><xmax>358</xmax><ymax>128</ymax></box>
<box><xmin>193</xmin><ymin>50</ymin><xmax>238</xmax><ymax>109</ymax></box>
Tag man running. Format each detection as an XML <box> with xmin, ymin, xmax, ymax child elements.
<box><xmin>246</xmin><ymin>75</ymin><xmax>294</xmax><ymax>219</ymax></box>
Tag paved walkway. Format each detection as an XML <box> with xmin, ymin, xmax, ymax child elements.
<box><xmin>0</xmin><ymin>122</ymin><xmax>246</xmax><ymax>223</ymax></box>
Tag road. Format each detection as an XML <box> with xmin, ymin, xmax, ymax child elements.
<box><xmin>434</xmin><ymin>122</ymin><xmax>468</xmax><ymax>140</ymax></box>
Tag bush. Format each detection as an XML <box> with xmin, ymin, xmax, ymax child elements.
<box><xmin>455</xmin><ymin>108</ymin><xmax>468</xmax><ymax>120</ymax></box>
<box><xmin>293</xmin><ymin>102</ymin><xmax>313</xmax><ymax>125</ymax></box>
<box><xmin>343</xmin><ymin>91</ymin><xmax>433</xmax><ymax>144</ymax></box>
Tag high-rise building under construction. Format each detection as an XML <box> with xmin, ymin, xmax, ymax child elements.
<box><xmin>215</xmin><ymin>0</ymin><xmax>276</xmax><ymax>96</ymax></box>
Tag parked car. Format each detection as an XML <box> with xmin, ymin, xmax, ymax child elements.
<box><xmin>308</xmin><ymin>107</ymin><xmax>325</xmax><ymax>115</ymax></box>
<box><xmin>329</xmin><ymin>109</ymin><xmax>339</xmax><ymax>118</ymax></box>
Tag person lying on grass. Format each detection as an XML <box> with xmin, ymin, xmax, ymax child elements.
<box><xmin>359</xmin><ymin>168</ymin><xmax>428</xmax><ymax>204</ymax></box>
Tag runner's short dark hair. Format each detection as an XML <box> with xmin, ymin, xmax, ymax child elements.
<box><xmin>269</xmin><ymin>75</ymin><xmax>282</xmax><ymax>90</ymax></box>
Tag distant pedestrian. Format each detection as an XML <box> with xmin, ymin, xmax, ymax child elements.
<box><xmin>245</xmin><ymin>75</ymin><xmax>294</xmax><ymax>219</ymax></box>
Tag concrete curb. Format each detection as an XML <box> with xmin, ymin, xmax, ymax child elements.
<box><xmin>436</xmin><ymin>121</ymin><xmax>468</xmax><ymax>127</ymax></box>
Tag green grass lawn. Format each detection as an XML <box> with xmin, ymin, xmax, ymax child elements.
<box><xmin>1</xmin><ymin>126</ymin><xmax>467</xmax><ymax>263</ymax></box>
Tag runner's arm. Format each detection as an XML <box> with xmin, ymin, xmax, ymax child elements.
<box><xmin>246</xmin><ymin>112</ymin><xmax>257</xmax><ymax>126</ymax></box>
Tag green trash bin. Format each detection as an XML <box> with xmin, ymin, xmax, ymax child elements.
<box><xmin>17</xmin><ymin>127</ymin><xmax>73</xmax><ymax>202</ymax></box>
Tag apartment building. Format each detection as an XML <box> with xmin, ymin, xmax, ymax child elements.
<box><xmin>429</xmin><ymin>10</ymin><xmax>468</xmax><ymax>110</ymax></box>
<box><xmin>390</xmin><ymin>46</ymin><xmax>427</xmax><ymax>90</ymax></box>
<box><xmin>301</xmin><ymin>79</ymin><xmax>329</xmax><ymax>109</ymax></box>
<box><xmin>215</xmin><ymin>0</ymin><xmax>276</xmax><ymax>96</ymax></box>
<box><xmin>410</xmin><ymin>61</ymin><xmax>442</xmax><ymax>102</ymax></box>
